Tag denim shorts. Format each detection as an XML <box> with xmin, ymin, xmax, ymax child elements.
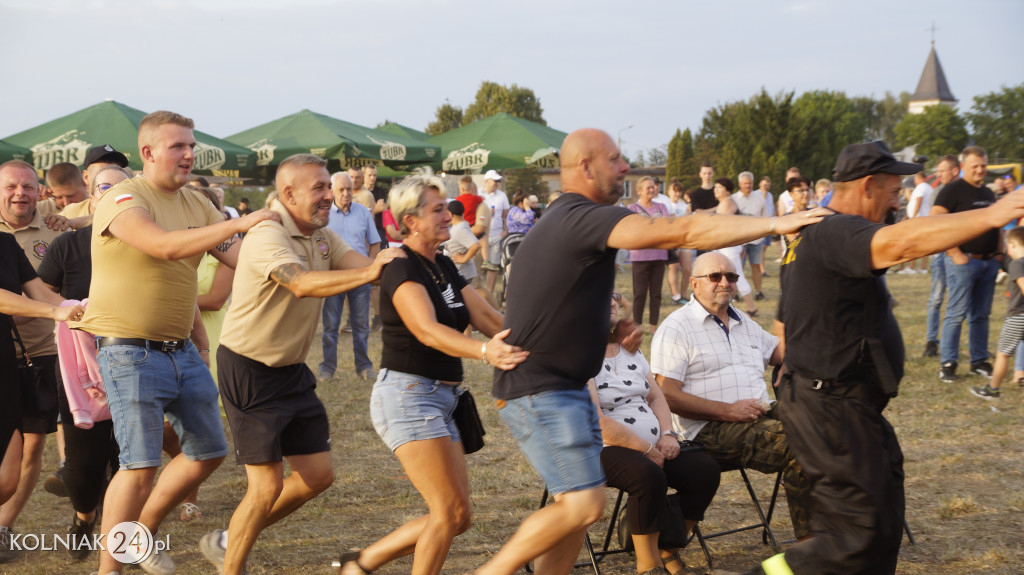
<box><xmin>369</xmin><ymin>369</ymin><xmax>461</xmax><ymax>452</ymax></box>
<box><xmin>498</xmin><ymin>389</ymin><xmax>605</xmax><ymax>495</ymax></box>
<box><xmin>98</xmin><ymin>341</ymin><xmax>228</xmax><ymax>470</ymax></box>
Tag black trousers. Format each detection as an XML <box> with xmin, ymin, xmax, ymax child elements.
<box><xmin>631</xmin><ymin>260</ymin><xmax>666</xmax><ymax>326</ymax></box>
<box><xmin>56</xmin><ymin>373</ymin><xmax>119</xmax><ymax>515</ymax></box>
<box><xmin>601</xmin><ymin>445</ymin><xmax>720</xmax><ymax>535</ymax></box>
<box><xmin>776</xmin><ymin>371</ymin><xmax>904</xmax><ymax>575</ymax></box>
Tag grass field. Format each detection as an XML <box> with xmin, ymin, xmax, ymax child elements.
<box><xmin>9</xmin><ymin>256</ymin><xmax>1024</xmax><ymax>574</ymax></box>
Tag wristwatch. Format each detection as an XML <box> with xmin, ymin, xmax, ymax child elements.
<box><xmin>662</xmin><ymin>430</ymin><xmax>679</xmax><ymax>440</ymax></box>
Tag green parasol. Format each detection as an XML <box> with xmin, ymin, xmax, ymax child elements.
<box><xmin>4</xmin><ymin>100</ymin><xmax>258</xmax><ymax>178</ymax></box>
<box><xmin>225</xmin><ymin>110</ymin><xmax>440</xmax><ymax>179</ymax></box>
<box><xmin>427</xmin><ymin>113</ymin><xmax>568</xmax><ymax>174</ymax></box>
<box><xmin>377</xmin><ymin>121</ymin><xmax>432</xmax><ymax>142</ymax></box>
<box><xmin>0</xmin><ymin>139</ymin><xmax>32</xmax><ymax>164</ymax></box>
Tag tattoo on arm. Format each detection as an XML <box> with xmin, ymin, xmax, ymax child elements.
<box><xmin>215</xmin><ymin>238</ymin><xmax>238</xmax><ymax>253</ymax></box>
<box><xmin>270</xmin><ymin>263</ymin><xmax>306</xmax><ymax>286</ymax></box>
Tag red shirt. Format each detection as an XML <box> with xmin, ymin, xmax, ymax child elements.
<box><xmin>456</xmin><ymin>193</ymin><xmax>484</xmax><ymax>226</ymax></box>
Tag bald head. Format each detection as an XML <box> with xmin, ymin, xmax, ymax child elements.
<box><xmin>559</xmin><ymin>128</ymin><xmax>629</xmax><ymax>205</ymax></box>
<box><xmin>692</xmin><ymin>252</ymin><xmax>734</xmax><ymax>277</ymax></box>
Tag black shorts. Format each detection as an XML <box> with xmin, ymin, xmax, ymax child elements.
<box><xmin>217</xmin><ymin>346</ymin><xmax>330</xmax><ymax>465</ymax></box>
<box><xmin>23</xmin><ymin>354</ymin><xmax>59</xmax><ymax>435</ymax></box>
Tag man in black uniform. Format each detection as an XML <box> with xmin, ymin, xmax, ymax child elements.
<box><xmin>752</xmin><ymin>141</ymin><xmax>1024</xmax><ymax>575</ymax></box>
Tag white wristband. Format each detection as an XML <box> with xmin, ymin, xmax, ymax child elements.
<box><xmin>481</xmin><ymin>342</ymin><xmax>489</xmax><ymax>365</ymax></box>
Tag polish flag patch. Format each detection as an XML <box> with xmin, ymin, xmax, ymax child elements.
<box><xmin>115</xmin><ymin>194</ymin><xmax>133</xmax><ymax>205</ymax></box>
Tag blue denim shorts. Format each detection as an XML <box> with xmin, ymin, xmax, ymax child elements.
<box><xmin>98</xmin><ymin>341</ymin><xmax>228</xmax><ymax>470</ymax></box>
<box><xmin>369</xmin><ymin>369</ymin><xmax>461</xmax><ymax>452</ymax></box>
<box><xmin>498</xmin><ymin>389</ymin><xmax>605</xmax><ymax>495</ymax></box>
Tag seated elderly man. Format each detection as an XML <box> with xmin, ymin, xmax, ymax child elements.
<box><xmin>651</xmin><ymin>251</ymin><xmax>811</xmax><ymax>540</ymax></box>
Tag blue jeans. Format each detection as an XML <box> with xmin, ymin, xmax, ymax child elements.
<box><xmin>926</xmin><ymin>255</ymin><xmax>946</xmax><ymax>343</ymax></box>
<box><xmin>319</xmin><ymin>284</ymin><xmax>372</xmax><ymax>375</ymax></box>
<box><xmin>98</xmin><ymin>341</ymin><xmax>228</xmax><ymax>470</ymax></box>
<box><xmin>940</xmin><ymin>256</ymin><xmax>999</xmax><ymax>365</ymax></box>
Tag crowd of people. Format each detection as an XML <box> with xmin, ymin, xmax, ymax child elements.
<box><xmin>1</xmin><ymin>110</ymin><xmax>1022</xmax><ymax>575</ymax></box>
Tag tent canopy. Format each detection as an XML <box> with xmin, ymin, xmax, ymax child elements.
<box><xmin>0</xmin><ymin>139</ymin><xmax>32</xmax><ymax>164</ymax></box>
<box><xmin>4</xmin><ymin>100</ymin><xmax>258</xmax><ymax>177</ymax></box>
<box><xmin>226</xmin><ymin>110</ymin><xmax>440</xmax><ymax>177</ymax></box>
<box><xmin>427</xmin><ymin>113</ymin><xmax>568</xmax><ymax>174</ymax></box>
<box><xmin>377</xmin><ymin>121</ymin><xmax>431</xmax><ymax>142</ymax></box>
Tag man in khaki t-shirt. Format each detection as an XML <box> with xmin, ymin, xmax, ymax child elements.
<box><xmin>201</xmin><ymin>154</ymin><xmax>402</xmax><ymax>575</ymax></box>
<box><xmin>0</xmin><ymin>160</ymin><xmax>69</xmax><ymax>559</ymax></box>
<box><xmin>71</xmin><ymin>111</ymin><xmax>279</xmax><ymax>575</ymax></box>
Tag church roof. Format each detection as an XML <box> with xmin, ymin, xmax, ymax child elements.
<box><xmin>910</xmin><ymin>45</ymin><xmax>956</xmax><ymax>103</ymax></box>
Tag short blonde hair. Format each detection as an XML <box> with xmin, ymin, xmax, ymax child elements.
<box><xmin>389</xmin><ymin>173</ymin><xmax>445</xmax><ymax>235</ymax></box>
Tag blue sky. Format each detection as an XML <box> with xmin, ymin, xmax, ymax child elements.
<box><xmin>2</xmin><ymin>0</ymin><xmax>1021</xmax><ymax>161</ymax></box>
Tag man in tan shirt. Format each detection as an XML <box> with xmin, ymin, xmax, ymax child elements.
<box><xmin>350</xmin><ymin>166</ymin><xmax>374</xmax><ymax>209</ymax></box>
<box><xmin>198</xmin><ymin>154</ymin><xmax>402</xmax><ymax>575</ymax></box>
<box><xmin>73</xmin><ymin>111</ymin><xmax>278</xmax><ymax>575</ymax></box>
<box><xmin>0</xmin><ymin>160</ymin><xmax>68</xmax><ymax>562</ymax></box>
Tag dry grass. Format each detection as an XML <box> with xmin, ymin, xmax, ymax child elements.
<box><xmin>8</xmin><ymin>257</ymin><xmax>1024</xmax><ymax>574</ymax></box>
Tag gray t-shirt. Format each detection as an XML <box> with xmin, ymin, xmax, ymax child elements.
<box><xmin>445</xmin><ymin>220</ymin><xmax>478</xmax><ymax>280</ymax></box>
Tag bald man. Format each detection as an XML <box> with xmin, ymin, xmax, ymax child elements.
<box><xmin>480</xmin><ymin>128</ymin><xmax>827</xmax><ymax>575</ymax></box>
<box><xmin>74</xmin><ymin>110</ymin><xmax>278</xmax><ymax>575</ymax></box>
<box><xmin>201</xmin><ymin>154</ymin><xmax>401</xmax><ymax>575</ymax></box>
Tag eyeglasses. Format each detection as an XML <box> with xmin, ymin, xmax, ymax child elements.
<box><xmin>612</xmin><ymin>292</ymin><xmax>622</xmax><ymax>301</ymax></box>
<box><xmin>693</xmin><ymin>272</ymin><xmax>739</xmax><ymax>283</ymax></box>
<box><xmin>95</xmin><ymin>183</ymin><xmax>115</xmax><ymax>193</ymax></box>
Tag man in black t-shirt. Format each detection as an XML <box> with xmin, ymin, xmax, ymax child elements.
<box><xmin>929</xmin><ymin>146</ymin><xmax>999</xmax><ymax>382</ymax></box>
<box><xmin>688</xmin><ymin>161</ymin><xmax>718</xmax><ymax>212</ymax></box>
<box><xmin>480</xmin><ymin>129</ymin><xmax>829</xmax><ymax>575</ymax></box>
<box><xmin>752</xmin><ymin>141</ymin><xmax>1024</xmax><ymax>575</ymax></box>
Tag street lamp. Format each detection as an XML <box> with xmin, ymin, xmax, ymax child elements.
<box><xmin>617</xmin><ymin>125</ymin><xmax>633</xmax><ymax>152</ymax></box>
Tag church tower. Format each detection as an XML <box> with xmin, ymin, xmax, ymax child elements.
<box><xmin>908</xmin><ymin>43</ymin><xmax>957</xmax><ymax>114</ymax></box>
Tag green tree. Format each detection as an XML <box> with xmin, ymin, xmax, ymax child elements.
<box><xmin>678</xmin><ymin>128</ymin><xmax>699</xmax><ymax>190</ymax></box>
<box><xmin>666</xmin><ymin>129</ymin><xmax>685</xmax><ymax>184</ymax></box>
<box><xmin>646</xmin><ymin>145</ymin><xmax>668</xmax><ymax>166</ymax></box>
<box><xmin>425</xmin><ymin>100</ymin><xmax>464</xmax><ymax>136</ymax></box>
<box><xmin>966</xmin><ymin>83</ymin><xmax>1024</xmax><ymax>161</ymax></box>
<box><xmin>462</xmin><ymin>81</ymin><xmax>546</xmax><ymax>126</ymax></box>
<box><xmin>854</xmin><ymin>91</ymin><xmax>910</xmax><ymax>144</ymax></box>
<box><xmin>894</xmin><ymin>105</ymin><xmax>969</xmax><ymax>160</ymax></box>
<box><xmin>503</xmin><ymin>165</ymin><xmax>549</xmax><ymax>200</ymax></box>
<box><xmin>789</xmin><ymin>90</ymin><xmax>870</xmax><ymax>181</ymax></box>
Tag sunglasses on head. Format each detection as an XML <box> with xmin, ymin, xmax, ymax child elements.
<box><xmin>694</xmin><ymin>272</ymin><xmax>739</xmax><ymax>283</ymax></box>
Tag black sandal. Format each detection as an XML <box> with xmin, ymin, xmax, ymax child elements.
<box><xmin>335</xmin><ymin>551</ymin><xmax>373</xmax><ymax>574</ymax></box>
<box><xmin>661</xmin><ymin>551</ymin><xmax>686</xmax><ymax>575</ymax></box>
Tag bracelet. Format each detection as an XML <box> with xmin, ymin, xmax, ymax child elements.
<box><xmin>198</xmin><ymin>349</ymin><xmax>210</xmax><ymax>353</ymax></box>
<box><xmin>644</xmin><ymin>442</ymin><xmax>654</xmax><ymax>455</ymax></box>
<box><xmin>481</xmin><ymin>342</ymin><xmax>489</xmax><ymax>365</ymax></box>
<box><xmin>768</xmin><ymin>217</ymin><xmax>777</xmax><ymax>234</ymax></box>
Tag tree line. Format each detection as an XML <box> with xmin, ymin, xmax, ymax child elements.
<box><xmin>661</xmin><ymin>83</ymin><xmax>1023</xmax><ymax>191</ymax></box>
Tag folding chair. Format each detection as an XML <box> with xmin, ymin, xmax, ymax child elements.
<box><xmin>692</xmin><ymin>465</ymin><xmax>783</xmax><ymax>569</ymax></box>
<box><xmin>527</xmin><ymin>487</ymin><xmax>631</xmax><ymax>575</ymax></box>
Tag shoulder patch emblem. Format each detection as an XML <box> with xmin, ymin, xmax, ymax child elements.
<box><xmin>115</xmin><ymin>193</ymin><xmax>133</xmax><ymax>205</ymax></box>
<box><xmin>317</xmin><ymin>238</ymin><xmax>330</xmax><ymax>259</ymax></box>
<box><xmin>32</xmin><ymin>240</ymin><xmax>47</xmax><ymax>259</ymax></box>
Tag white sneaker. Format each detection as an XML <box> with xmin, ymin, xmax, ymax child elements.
<box><xmin>138</xmin><ymin>547</ymin><xmax>175</xmax><ymax>575</ymax></box>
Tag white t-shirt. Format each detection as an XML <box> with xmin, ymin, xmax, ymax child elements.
<box><xmin>652</xmin><ymin>193</ymin><xmax>673</xmax><ymax>211</ymax></box>
<box><xmin>778</xmin><ymin>190</ymin><xmax>794</xmax><ymax>215</ymax></box>
<box><xmin>444</xmin><ymin>220</ymin><xmax>478</xmax><ymax>280</ymax></box>
<box><xmin>908</xmin><ymin>183</ymin><xmax>933</xmax><ymax>218</ymax></box>
<box><xmin>483</xmin><ymin>190</ymin><xmax>510</xmax><ymax>239</ymax></box>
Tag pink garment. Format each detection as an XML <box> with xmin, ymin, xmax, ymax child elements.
<box><xmin>56</xmin><ymin>299</ymin><xmax>110</xmax><ymax>429</ymax></box>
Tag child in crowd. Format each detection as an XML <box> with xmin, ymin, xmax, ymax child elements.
<box><xmin>972</xmin><ymin>225</ymin><xmax>1024</xmax><ymax>399</ymax></box>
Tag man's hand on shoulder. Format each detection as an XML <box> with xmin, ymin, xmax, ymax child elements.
<box><xmin>236</xmin><ymin>208</ymin><xmax>281</xmax><ymax>233</ymax></box>
<box><xmin>773</xmin><ymin>207</ymin><xmax>832</xmax><ymax>235</ymax></box>
<box><xmin>43</xmin><ymin>213</ymin><xmax>72</xmax><ymax>232</ymax></box>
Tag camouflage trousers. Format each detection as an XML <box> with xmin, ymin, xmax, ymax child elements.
<box><xmin>693</xmin><ymin>403</ymin><xmax>811</xmax><ymax>538</ymax></box>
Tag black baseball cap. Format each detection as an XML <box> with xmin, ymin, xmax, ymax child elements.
<box><xmin>832</xmin><ymin>141</ymin><xmax>920</xmax><ymax>182</ymax></box>
<box><xmin>84</xmin><ymin>144</ymin><xmax>129</xmax><ymax>168</ymax></box>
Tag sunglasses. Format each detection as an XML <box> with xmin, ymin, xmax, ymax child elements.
<box><xmin>612</xmin><ymin>292</ymin><xmax>622</xmax><ymax>301</ymax></box>
<box><xmin>693</xmin><ymin>272</ymin><xmax>739</xmax><ymax>283</ymax></box>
